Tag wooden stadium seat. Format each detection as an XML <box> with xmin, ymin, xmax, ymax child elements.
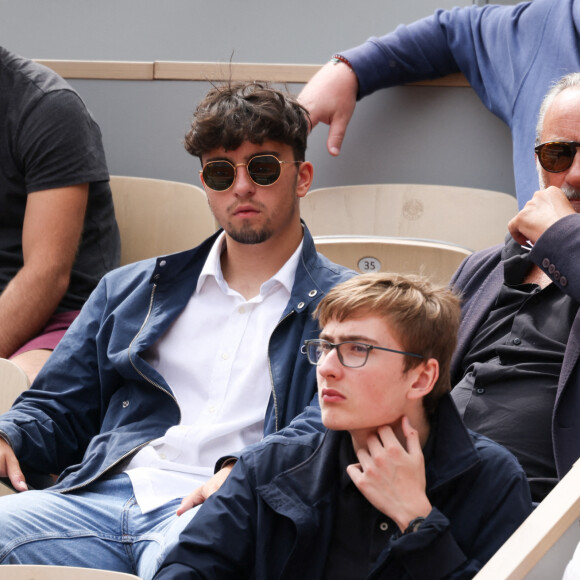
<box><xmin>0</xmin><ymin>358</ymin><xmax>30</xmax><ymax>415</ymax></box>
<box><xmin>301</xmin><ymin>184</ymin><xmax>518</xmax><ymax>252</ymax></box>
<box><xmin>110</xmin><ymin>175</ymin><xmax>218</xmax><ymax>265</ymax></box>
<box><xmin>2</xmin><ymin>565</ymin><xmax>140</xmax><ymax>579</ymax></box>
<box><xmin>313</xmin><ymin>235</ymin><xmax>472</xmax><ymax>286</ymax></box>
<box><xmin>474</xmin><ymin>458</ymin><xmax>580</xmax><ymax>580</ymax></box>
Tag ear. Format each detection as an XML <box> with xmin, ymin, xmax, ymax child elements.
<box><xmin>406</xmin><ymin>358</ymin><xmax>439</xmax><ymax>401</ymax></box>
<box><xmin>296</xmin><ymin>161</ymin><xmax>314</xmax><ymax>199</ymax></box>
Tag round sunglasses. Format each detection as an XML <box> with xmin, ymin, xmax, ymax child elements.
<box><xmin>535</xmin><ymin>141</ymin><xmax>580</xmax><ymax>173</ymax></box>
<box><xmin>200</xmin><ymin>154</ymin><xmax>301</xmax><ymax>192</ymax></box>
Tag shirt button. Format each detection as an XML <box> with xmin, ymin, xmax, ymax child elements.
<box><xmin>238</xmin><ymin>306</ymin><xmax>246</xmax><ymax>314</ymax></box>
<box><xmin>513</xmin><ymin>337</ymin><xmax>521</xmax><ymax>345</ymax></box>
<box><xmin>208</xmin><ymin>406</ymin><xmax>216</xmax><ymax>414</ymax></box>
<box><xmin>476</xmin><ymin>388</ymin><xmax>486</xmax><ymax>395</ymax></box>
<box><xmin>122</xmin><ymin>400</ymin><xmax>129</xmax><ymax>408</ymax></box>
<box><xmin>379</xmin><ymin>522</ymin><xmax>389</xmax><ymax>531</ymax></box>
<box><xmin>159</xmin><ymin>260</ymin><xmax>167</xmax><ymax>267</ymax></box>
<box><xmin>221</xmin><ymin>352</ymin><xmax>230</xmax><ymax>360</ymax></box>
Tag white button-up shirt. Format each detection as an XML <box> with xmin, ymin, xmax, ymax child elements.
<box><xmin>125</xmin><ymin>232</ymin><xmax>302</xmax><ymax>513</ymax></box>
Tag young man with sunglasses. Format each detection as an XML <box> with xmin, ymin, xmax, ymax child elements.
<box><xmin>449</xmin><ymin>72</ymin><xmax>580</xmax><ymax>503</ymax></box>
<box><xmin>0</xmin><ymin>81</ymin><xmax>353</xmax><ymax>578</ymax></box>
<box><xmin>155</xmin><ymin>273</ymin><xmax>532</xmax><ymax>580</ymax></box>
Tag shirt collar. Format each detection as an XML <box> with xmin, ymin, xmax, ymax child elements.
<box><xmin>196</xmin><ymin>231</ymin><xmax>304</xmax><ymax>297</ymax></box>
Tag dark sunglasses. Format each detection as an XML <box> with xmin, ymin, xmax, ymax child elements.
<box><xmin>535</xmin><ymin>141</ymin><xmax>580</xmax><ymax>173</ymax></box>
<box><xmin>200</xmin><ymin>154</ymin><xmax>301</xmax><ymax>191</ymax></box>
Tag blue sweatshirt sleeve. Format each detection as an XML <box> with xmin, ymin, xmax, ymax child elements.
<box><xmin>341</xmin><ymin>0</ymin><xmax>552</xmax><ymax>125</ymax></box>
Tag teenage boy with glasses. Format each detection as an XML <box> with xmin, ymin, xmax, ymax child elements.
<box><xmin>449</xmin><ymin>72</ymin><xmax>580</xmax><ymax>503</ymax></box>
<box><xmin>155</xmin><ymin>273</ymin><xmax>532</xmax><ymax>580</ymax></box>
<box><xmin>0</xmin><ymin>81</ymin><xmax>353</xmax><ymax>578</ymax></box>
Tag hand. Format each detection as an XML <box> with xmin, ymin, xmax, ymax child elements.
<box><xmin>0</xmin><ymin>437</ymin><xmax>27</xmax><ymax>492</ymax></box>
<box><xmin>176</xmin><ymin>463</ymin><xmax>234</xmax><ymax>516</ymax></box>
<box><xmin>508</xmin><ymin>186</ymin><xmax>575</xmax><ymax>245</ymax></box>
<box><xmin>298</xmin><ymin>60</ymin><xmax>358</xmax><ymax>156</ymax></box>
<box><xmin>347</xmin><ymin>417</ymin><xmax>431</xmax><ymax>533</ymax></box>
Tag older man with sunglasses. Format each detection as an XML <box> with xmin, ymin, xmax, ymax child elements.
<box><xmin>449</xmin><ymin>72</ymin><xmax>580</xmax><ymax>504</ymax></box>
<box><xmin>0</xmin><ymin>81</ymin><xmax>353</xmax><ymax>578</ymax></box>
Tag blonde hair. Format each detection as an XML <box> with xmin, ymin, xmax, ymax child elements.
<box><xmin>315</xmin><ymin>273</ymin><xmax>461</xmax><ymax>413</ymax></box>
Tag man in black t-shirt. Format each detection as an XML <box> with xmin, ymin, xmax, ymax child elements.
<box><xmin>0</xmin><ymin>46</ymin><xmax>120</xmax><ymax>382</ymax></box>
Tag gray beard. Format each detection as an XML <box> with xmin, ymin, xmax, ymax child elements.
<box><xmin>538</xmin><ymin>168</ymin><xmax>580</xmax><ymax>201</ymax></box>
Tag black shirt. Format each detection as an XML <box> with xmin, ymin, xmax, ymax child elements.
<box><xmin>451</xmin><ymin>238</ymin><xmax>578</xmax><ymax>501</ymax></box>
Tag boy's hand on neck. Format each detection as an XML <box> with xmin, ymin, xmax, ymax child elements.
<box><xmin>347</xmin><ymin>417</ymin><xmax>432</xmax><ymax>533</ymax></box>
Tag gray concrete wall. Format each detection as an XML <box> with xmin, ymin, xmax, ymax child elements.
<box><xmin>0</xmin><ymin>0</ymin><xmax>519</xmax><ymax>196</ymax></box>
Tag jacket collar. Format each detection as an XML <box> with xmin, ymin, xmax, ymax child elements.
<box><xmin>147</xmin><ymin>221</ymin><xmax>350</xmax><ymax>319</ymax></box>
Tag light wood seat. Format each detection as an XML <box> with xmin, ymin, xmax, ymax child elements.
<box><xmin>110</xmin><ymin>175</ymin><xmax>217</xmax><ymax>265</ymax></box>
<box><xmin>0</xmin><ymin>358</ymin><xmax>30</xmax><ymax>415</ymax></box>
<box><xmin>313</xmin><ymin>235</ymin><xmax>472</xmax><ymax>286</ymax></box>
<box><xmin>301</xmin><ymin>184</ymin><xmax>518</xmax><ymax>252</ymax></box>
<box><xmin>474</xmin><ymin>458</ymin><xmax>580</xmax><ymax>580</ymax></box>
<box><xmin>2</xmin><ymin>565</ymin><xmax>140</xmax><ymax>579</ymax></box>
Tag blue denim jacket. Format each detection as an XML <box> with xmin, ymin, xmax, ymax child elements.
<box><xmin>0</xmin><ymin>224</ymin><xmax>354</xmax><ymax>492</ymax></box>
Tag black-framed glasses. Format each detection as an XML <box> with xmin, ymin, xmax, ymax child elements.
<box><xmin>303</xmin><ymin>339</ymin><xmax>424</xmax><ymax>369</ymax></box>
<box><xmin>200</xmin><ymin>154</ymin><xmax>301</xmax><ymax>191</ymax></box>
<box><xmin>535</xmin><ymin>141</ymin><xmax>580</xmax><ymax>173</ymax></box>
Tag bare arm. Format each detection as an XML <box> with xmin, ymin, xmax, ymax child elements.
<box><xmin>298</xmin><ymin>60</ymin><xmax>359</xmax><ymax>157</ymax></box>
<box><xmin>0</xmin><ymin>184</ymin><xmax>88</xmax><ymax>357</ymax></box>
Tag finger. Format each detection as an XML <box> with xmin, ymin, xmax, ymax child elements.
<box><xmin>6</xmin><ymin>454</ymin><xmax>27</xmax><ymax>492</ymax></box>
<box><xmin>401</xmin><ymin>416</ymin><xmax>422</xmax><ymax>455</ymax></box>
<box><xmin>176</xmin><ymin>488</ymin><xmax>204</xmax><ymax>516</ymax></box>
<box><xmin>346</xmin><ymin>462</ymin><xmax>363</xmax><ymax>486</ymax></box>
<box><xmin>326</xmin><ymin>114</ymin><xmax>350</xmax><ymax>156</ymax></box>
<box><xmin>507</xmin><ymin>216</ymin><xmax>527</xmax><ymax>245</ymax></box>
<box><xmin>375</xmin><ymin>424</ymin><xmax>400</xmax><ymax>452</ymax></box>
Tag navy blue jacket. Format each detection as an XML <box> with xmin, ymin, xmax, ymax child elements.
<box><xmin>450</xmin><ymin>214</ymin><xmax>580</xmax><ymax>481</ymax></box>
<box><xmin>0</xmin><ymin>225</ymin><xmax>354</xmax><ymax>491</ymax></box>
<box><xmin>155</xmin><ymin>395</ymin><xmax>532</xmax><ymax>580</ymax></box>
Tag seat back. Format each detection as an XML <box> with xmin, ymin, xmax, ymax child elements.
<box><xmin>301</xmin><ymin>184</ymin><xmax>518</xmax><ymax>251</ymax></box>
<box><xmin>474</xmin><ymin>459</ymin><xmax>580</xmax><ymax>579</ymax></box>
<box><xmin>2</xmin><ymin>566</ymin><xmax>140</xmax><ymax>579</ymax></box>
<box><xmin>110</xmin><ymin>175</ymin><xmax>217</xmax><ymax>265</ymax></box>
<box><xmin>0</xmin><ymin>358</ymin><xmax>30</xmax><ymax>415</ymax></box>
<box><xmin>313</xmin><ymin>236</ymin><xmax>471</xmax><ymax>286</ymax></box>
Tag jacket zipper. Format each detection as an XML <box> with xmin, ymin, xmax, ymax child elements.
<box><xmin>268</xmin><ymin>309</ymin><xmax>295</xmax><ymax>433</ymax></box>
<box><xmin>59</xmin><ymin>282</ymin><xmax>180</xmax><ymax>493</ymax></box>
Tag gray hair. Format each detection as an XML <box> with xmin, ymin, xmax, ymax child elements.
<box><xmin>536</xmin><ymin>72</ymin><xmax>580</xmax><ymax>144</ymax></box>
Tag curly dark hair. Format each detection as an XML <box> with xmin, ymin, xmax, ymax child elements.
<box><xmin>184</xmin><ymin>81</ymin><xmax>310</xmax><ymax>161</ymax></box>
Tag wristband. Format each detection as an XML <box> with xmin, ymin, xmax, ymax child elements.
<box><xmin>331</xmin><ymin>54</ymin><xmax>354</xmax><ymax>71</ymax></box>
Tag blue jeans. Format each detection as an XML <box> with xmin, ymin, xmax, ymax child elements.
<box><xmin>0</xmin><ymin>474</ymin><xmax>199</xmax><ymax>579</ymax></box>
